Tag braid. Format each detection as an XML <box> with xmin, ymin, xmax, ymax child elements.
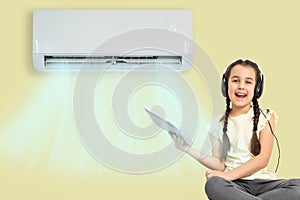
<box><xmin>251</xmin><ymin>98</ymin><xmax>261</xmax><ymax>156</ymax></box>
<box><xmin>221</xmin><ymin>59</ymin><xmax>263</xmax><ymax>160</ymax></box>
<box><xmin>221</xmin><ymin>97</ymin><xmax>231</xmax><ymax>161</ymax></box>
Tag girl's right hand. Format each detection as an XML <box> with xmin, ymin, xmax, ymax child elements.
<box><xmin>169</xmin><ymin>132</ymin><xmax>190</xmax><ymax>152</ymax></box>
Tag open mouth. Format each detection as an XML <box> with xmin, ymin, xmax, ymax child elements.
<box><xmin>235</xmin><ymin>92</ymin><xmax>247</xmax><ymax>98</ymax></box>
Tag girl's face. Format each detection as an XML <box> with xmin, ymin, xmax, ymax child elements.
<box><xmin>228</xmin><ymin>64</ymin><xmax>256</xmax><ymax>110</ymax></box>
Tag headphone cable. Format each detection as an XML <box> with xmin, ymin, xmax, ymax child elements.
<box><xmin>260</xmin><ymin>109</ymin><xmax>281</xmax><ymax>173</ymax></box>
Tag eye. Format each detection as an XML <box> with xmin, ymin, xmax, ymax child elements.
<box><xmin>232</xmin><ymin>79</ymin><xmax>239</xmax><ymax>83</ymax></box>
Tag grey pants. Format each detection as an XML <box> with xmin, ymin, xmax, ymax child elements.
<box><xmin>205</xmin><ymin>176</ymin><xmax>300</xmax><ymax>200</ymax></box>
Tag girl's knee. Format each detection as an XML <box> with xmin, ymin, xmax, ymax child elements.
<box><xmin>205</xmin><ymin>176</ymin><xmax>227</xmax><ymax>197</ymax></box>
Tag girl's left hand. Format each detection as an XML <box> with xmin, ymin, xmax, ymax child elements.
<box><xmin>206</xmin><ymin>170</ymin><xmax>234</xmax><ymax>181</ymax></box>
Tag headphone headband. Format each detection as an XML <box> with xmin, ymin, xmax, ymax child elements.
<box><xmin>221</xmin><ymin>62</ymin><xmax>264</xmax><ymax>99</ymax></box>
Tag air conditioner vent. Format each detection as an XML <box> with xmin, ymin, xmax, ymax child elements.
<box><xmin>44</xmin><ymin>56</ymin><xmax>182</xmax><ymax>71</ymax></box>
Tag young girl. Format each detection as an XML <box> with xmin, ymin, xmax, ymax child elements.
<box><xmin>171</xmin><ymin>59</ymin><xmax>300</xmax><ymax>199</ymax></box>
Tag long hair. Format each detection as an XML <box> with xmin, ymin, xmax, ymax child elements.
<box><xmin>221</xmin><ymin>59</ymin><xmax>262</xmax><ymax>161</ymax></box>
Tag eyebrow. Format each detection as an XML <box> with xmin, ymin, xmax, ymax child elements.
<box><xmin>230</xmin><ymin>75</ymin><xmax>255</xmax><ymax>81</ymax></box>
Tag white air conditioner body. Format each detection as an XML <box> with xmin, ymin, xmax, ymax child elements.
<box><xmin>32</xmin><ymin>10</ymin><xmax>193</xmax><ymax>71</ymax></box>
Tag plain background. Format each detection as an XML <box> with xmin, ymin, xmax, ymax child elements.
<box><xmin>1</xmin><ymin>0</ymin><xmax>300</xmax><ymax>199</ymax></box>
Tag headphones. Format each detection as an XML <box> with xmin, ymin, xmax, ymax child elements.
<box><xmin>221</xmin><ymin>67</ymin><xmax>264</xmax><ymax>99</ymax></box>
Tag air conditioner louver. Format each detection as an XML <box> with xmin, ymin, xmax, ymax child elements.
<box><xmin>44</xmin><ymin>56</ymin><xmax>182</xmax><ymax>71</ymax></box>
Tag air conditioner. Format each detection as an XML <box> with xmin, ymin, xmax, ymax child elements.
<box><xmin>32</xmin><ymin>10</ymin><xmax>193</xmax><ymax>71</ymax></box>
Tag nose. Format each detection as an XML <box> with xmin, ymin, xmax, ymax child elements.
<box><xmin>238</xmin><ymin>81</ymin><xmax>245</xmax><ymax>89</ymax></box>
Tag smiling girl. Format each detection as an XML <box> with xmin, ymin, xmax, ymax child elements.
<box><xmin>171</xmin><ymin>59</ymin><xmax>300</xmax><ymax>199</ymax></box>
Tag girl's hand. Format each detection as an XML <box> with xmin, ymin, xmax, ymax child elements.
<box><xmin>169</xmin><ymin>132</ymin><xmax>190</xmax><ymax>152</ymax></box>
<box><xmin>206</xmin><ymin>170</ymin><xmax>234</xmax><ymax>181</ymax></box>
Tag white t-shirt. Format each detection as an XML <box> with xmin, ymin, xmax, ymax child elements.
<box><xmin>208</xmin><ymin>108</ymin><xmax>278</xmax><ymax>180</ymax></box>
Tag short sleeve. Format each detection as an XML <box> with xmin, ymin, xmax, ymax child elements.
<box><xmin>258</xmin><ymin>109</ymin><xmax>278</xmax><ymax>132</ymax></box>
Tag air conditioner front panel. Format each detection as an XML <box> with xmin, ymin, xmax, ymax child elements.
<box><xmin>32</xmin><ymin>10</ymin><xmax>193</xmax><ymax>71</ymax></box>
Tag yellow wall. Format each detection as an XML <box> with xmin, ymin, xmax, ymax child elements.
<box><xmin>1</xmin><ymin>0</ymin><xmax>300</xmax><ymax>199</ymax></box>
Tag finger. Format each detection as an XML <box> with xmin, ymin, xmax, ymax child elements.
<box><xmin>175</xmin><ymin>139</ymin><xmax>180</xmax><ymax>145</ymax></box>
<box><xmin>179</xmin><ymin>137</ymin><xmax>185</xmax><ymax>146</ymax></box>
<box><xmin>206</xmin><ymin>170</ymin><xmax>211</xmax><ymax>175</ymax></box>
<box><xmin>206</xmin><ymin>173</ymin><xmax>213</xmax><ymax>179</ymax></box>
<box><xmin>205</xmin><ymin>171</ymin><xmax>210</xmax><ymax>179</ymax></box>
<box><xmin>177</xmin><ymin>137</ymin><xmax>183</xmax><ymax>145</ymax></box>
<box><xmin>169</xmin><ymin>132</ymin><xmax>176</xmax><ymax>140</ymax></box>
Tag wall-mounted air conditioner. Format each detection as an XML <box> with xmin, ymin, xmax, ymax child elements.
<box><xmin>32</xmin><ymin>10</ymin><xmax>193</xmax><ymax>71</ymax></box>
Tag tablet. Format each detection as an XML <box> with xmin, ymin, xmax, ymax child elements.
<box><xmin>144</xmin><ymin>107</ymin><xmax>191</xmax><ymax>145</ymax></box>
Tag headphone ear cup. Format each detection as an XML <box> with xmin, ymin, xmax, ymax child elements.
<box><xmin>221</xmin><ymin>74</ymin><xmax>227</xmax><ymax>97</ymax></box>
<box><xmin>255</xmin><ymin>74</ymin><xmax>264</xmax><ymax>99</ymax></box>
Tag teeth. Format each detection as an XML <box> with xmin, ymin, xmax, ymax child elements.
<box><xmin>236</xmin><ymin>93</ymin><xmax>246</xmax><ymax>97</ymax></box>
